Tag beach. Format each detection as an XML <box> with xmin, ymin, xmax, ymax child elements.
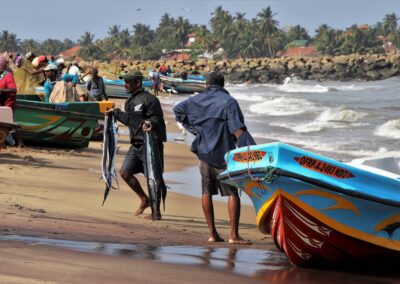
<box><xmin>0</xmin><ymin>97</ymin><xmax>276</xmax><ymax>283</ymax></box>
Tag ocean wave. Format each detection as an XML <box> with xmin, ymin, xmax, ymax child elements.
<box><xmin>231</xmin><ymin>93</ymin><xmax>265</xmax><ymax>102</ymax></box>
<box><xmin>277</xmin><ymin>77</ymin><xmax>333</xmax><ymax>93</ymax></box>
<box><xmin>317</xmin><ymin>107</ymin><xmax>368</xmax><ymax>122</ymax></box>
<box><xmin>374</xmin><ymin>120</ymin><xmax>400</xmax><ymax>139</ymax></box>
<box><xmin>249</xmin><ymin>97</ymin><xmax>319</xmax><ymax>116</ymax></box>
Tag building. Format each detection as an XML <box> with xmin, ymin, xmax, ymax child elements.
<box><xmin>278</xmin><ymin>46</ymin><xmax>320</xmax><ymax>57</ymax></box>
<box><xmin>163</xmin><ymin>49</ymin><xmax>191</xmax><ymax>60</ymax></box>
<box><xmin>185</xmin><ymin>33</ymin><xmax>196</xmax><ymax>47</ymax></box>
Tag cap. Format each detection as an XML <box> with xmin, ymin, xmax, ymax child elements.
<box><xmin>43</xmin><ymin>64</ymin><xmax>58</xmax><ymax>71</ymax></box>
<box><xmin>55</xmin><ymin>58</ymin><xmax>65</xmax><ymax>66</ymax></box>
<box><xmin>119</xmin><ymin>70</ymin><xmax>143</xmax><ymax>82</ymax></box>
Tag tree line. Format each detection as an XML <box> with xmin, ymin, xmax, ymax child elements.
<box><xmin>1</xmin><ymin>6</ymin><xmax>399</xmax><ymax>61</ymax></box>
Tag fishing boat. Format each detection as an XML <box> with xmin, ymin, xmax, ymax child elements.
<box><xmin>0</xmin><ymin>107</ymin><xmax>19</xmax><ymax>149</ymax></box>
<box><xmin>160</xmin><ymin>75</ymin><xmax>206</xmax><ymax>94</ymax></box>
<box><xmin>14</xmin><ymin>99</ymin><xmax>109</xmax><ymax>148</ymax></box>
<box><xmin>103</xmin><ymin>78</ymin><xmax>152</xmax><ymax>99</ymax></box>
<box><xmin>219</xmin><ymin>142</ymin><xmax>400</xmax><ymax>267</ymax></box>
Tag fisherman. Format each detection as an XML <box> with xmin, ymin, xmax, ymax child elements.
<box><xmin>22</xmin><ymin>55</ymin><xmax>48</xmax><ymax>86</ymax></box>
<box><xmin>174</xmin><ymin>70</ymin><xmax>256</xmax><ymax>244</ymax></box>
<box><xmin>151</xmin><ymin>68</ymin><xmax>160</xmax><ymax>97</ymax></box>
<box><xmin>86</xmin><ymin>67</ymin><xmax>108</xmax><ymax>101</ymax></box>
<box><xmin>106</xmin><ymin>70</ymin><xmax>166</xmax><ymax>220</ymax></box>
<box><xmin>0</xmin><ymin>56</ymin><xmax>24</xmax><ymax>147</ymax></box>
<box><xmin>43</xmin><ymin>64</ymin><xmax>59</xmax><ymax>102</ymax></box>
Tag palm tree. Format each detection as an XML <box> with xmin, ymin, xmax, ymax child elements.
<box><xmin>195</xmin><ymin>25</ymin><xmax>213</xmax><ymax>51</ymax></box>
<box><xmin>174</xmin><ymin>16</ymin><xmax>191</xmax><ymax>50</ymax></box>
<box><xmin>132</xmin><ymin>23</ymin><xmax>154</xmax><ymax>59</ymax></box>
<box><xmin>0</xmin><ymin>30</ymin><xmax>21</xmax><ymax>52</ymax></box>
<box><xmin>78</xmin><ymin>32</ymin><xmax>95</xmax><ymax>46</ymax></box>
<box><xmin>286</xmin><ymin>25</ymin><xmax>310</xmax><ymax>42</ymax></box>
<box><xmin>257</xmin><ymin>6</ymin><xmax>279</xmax><ymax>57</ymax></box>
<box><xmin>383</xmin><ymin>13</ymin><xmax>399</xmax><ymax>36</ymax></box>
<box><xmin>21</xmin><ymin>38</ymin><xmax>39</xmax><ymax>54</ymax></box>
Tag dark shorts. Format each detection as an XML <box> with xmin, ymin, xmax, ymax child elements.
<box><xmin>121</xmin><ymin>143</ymin><xmax>164</xmax><ymax>175</ymax></box>
<box><xmin>199</xmin><ymin>160</ymin><xmax>238</xmax><ymax>197</ymax></box>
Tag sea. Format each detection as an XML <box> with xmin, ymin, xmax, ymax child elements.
<box><xmin>162</xmin><ymin>76</ymin><xmax>400</xmax><ymax>163</ymax></box>
<box><xmin>160</xmin><ymin>76</ymin><xmax>400</xmax><ymax>206</ymax></box>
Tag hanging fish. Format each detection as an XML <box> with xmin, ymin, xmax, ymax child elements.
<box><xmin>144</xmin><ymin>131</ymin><xmax>167</xmax><ymax>220</ymax></box>
<box><xmin>101</xmin><ymin>113</ymin><xmax>119</xmax><ymax>206</ymax></box>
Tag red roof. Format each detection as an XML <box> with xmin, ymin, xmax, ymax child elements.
<box><xmin>281</xmin><ymin>46</ymin><xmax>320</xmax><ymax>57</ymax></box>
<box><xmin>59</xmin><ymin>45</ymin><xmax>82</xmax><ymax>59</ymax></box>
<box><xmin>186</xmin><ymin>33</ymin><xmax>196</xmax><ymax>38</ymax></box>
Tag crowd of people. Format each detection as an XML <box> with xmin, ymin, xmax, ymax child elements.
<box><xmin>1</xmin><ymin>50</ymin><xmax>254</xmax><ymax>244</ymax></box>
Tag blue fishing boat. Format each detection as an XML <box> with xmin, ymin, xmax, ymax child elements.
<box><xmin>103</xmin><ymin>78</ymin><xmax>152</xmax><ymax>99</ymax></box>
<box><xmin>219</xmin><ymin>142</ymin><xmax>400</xmax><ymax>267</ymax></box>
<box><xmin>160</xmin><ymin>75</ymin><xmax>206</xmax><ymax>94</ymax></box>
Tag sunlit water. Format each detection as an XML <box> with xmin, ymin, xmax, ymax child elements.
<box><xmin>160</xmin><ymin>77</ymin><xmax>400</xmax><ymax>162</ymax></box>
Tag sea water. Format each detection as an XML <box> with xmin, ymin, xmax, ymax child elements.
<box><xmin>161</xmin><ymin>76</ymin><xmax>400</xmax><ymax>162</ymax></box>
<box><xmin>161</xmin><ymin>77</ymin><xmax>400</xmax><ymax>204</ymax></box>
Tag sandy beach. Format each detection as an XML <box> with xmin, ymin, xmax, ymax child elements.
<box><xmin>0</xmin><ymin>97</ymin><xmax>276</xmax><ymax>283</ymax></box>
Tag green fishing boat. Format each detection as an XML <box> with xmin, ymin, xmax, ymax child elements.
<box><xmin>14</xmin><ymin>99</ymin><xmax>105</xmax><ymax>148</ymax></box>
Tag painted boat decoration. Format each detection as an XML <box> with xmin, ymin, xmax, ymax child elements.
<box><xmin>160</xmin><ymin>75</ymin><xmax>206</xmax><ymax>94</ymax></box>
<box><xmin>219</xmin><ymin>142</ymin><xmax>400</xmax><ymax>267</ymax></box>
<box><xmin>103</xmin><ymin>78</ymin><xmax>152</xmax><ymax>99</ymax></box>
<box><xmin>14</xmin><ymin>99</ymin><xmax>107</xmax><ymax>148</ymax></box>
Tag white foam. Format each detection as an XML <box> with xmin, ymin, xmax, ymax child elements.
<box><xmin>277</xmin><ymin>77</ymin><xmax>332</xmax><ymax>93</ymax></box>
<box><xmin>249</xmin><ymin>97</ymin><xmax>320</xmax><ymax>116</ymax></box>
<box><xmin>374</xmin><ymin>119</ymin><xmax>400</xmax><ymax>139</ymax></box>
<box><xmin>231</xmin><ymin>93</ymin><xmax>265</xmax><ymax>102</ymax></box>
<box><xmin>317</xmin><ymin>107</ymin><xmax>368</xmax><ymax>122</ymax></box>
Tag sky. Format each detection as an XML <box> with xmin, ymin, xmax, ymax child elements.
<box><xmin>4</xmin><ymin>0</ymin><xmax>400</xmax><ymax>41</ymax></box>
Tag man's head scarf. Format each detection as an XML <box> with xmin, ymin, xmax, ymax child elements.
<box><xmin>0</xmin><ymin>56</ymin><xmax>9</xmax><ymax>71</ymax></box>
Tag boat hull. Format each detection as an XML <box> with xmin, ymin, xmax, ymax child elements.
<box><xmin>103</xmin><ymin>79</ymin><xmax>152</xmax><ymax>98</ymax></box>
<box><xmin>219</xmin><ymin>143</ymin><xmax>400</xmax><ymax>267</ymax></box>
<box><xmin>14</xmin><ymin>100</ymin><xmax>104</xmax><ymax>148</ymax></box>
<box><xmin>160</xmin><ymin>75</ymin><xmax>206</xmax><ymax>94</ymax></box>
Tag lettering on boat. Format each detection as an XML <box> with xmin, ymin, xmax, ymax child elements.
<box><xmin>294</xmin><ymin>156</ymin><xmax>354</xmax><ymax>179</ymax></box>
<box><xmin>233</xmin><ymin>150</ymin><xmax>266</xmax><ymax>163</ymax></box>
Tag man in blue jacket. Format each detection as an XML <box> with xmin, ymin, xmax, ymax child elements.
<box><xmin>174</xmin><ymin>71</ymin><xmax>256</xmax><ymax>244</ymax></box>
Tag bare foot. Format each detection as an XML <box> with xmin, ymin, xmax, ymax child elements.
<box><xmin>228</xmin><ymin>237</ymin><xmax>252</xmax><ymax>245</ymax></box>
<box><xmin>208</xmin><ymin>235</ymin><xmax>224</xmax><ymax>243</ymax></box>
<box><xmin>134</xmin><ymin>199</ymin><xmax>150</xmax><ymax>216</ymax></box>
<box><xmin>143</xmin><ymin>213</ymin><xmax>162</xmax><ymax>221</ymax></box>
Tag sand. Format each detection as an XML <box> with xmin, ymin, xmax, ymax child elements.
<box><xmin>0</xmin><ymin>98</ymin><xmax>275</xmax><ymax>283</ymax></box>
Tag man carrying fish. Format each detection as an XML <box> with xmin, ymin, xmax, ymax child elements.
<box><xmin>174</xmin><ymin>71</ymin><xmax>256</xmax><ymax>244</ymax></box>
<box><xmin>106</xmin><ymin>70</ymin><xmax>166</xmax><ymax>220</ymax></box>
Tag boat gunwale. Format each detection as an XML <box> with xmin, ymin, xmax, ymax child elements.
<box><xmin>218</xmin><ymin>167</ymin><xmax>400</xmax><ymax>208</ymax></box>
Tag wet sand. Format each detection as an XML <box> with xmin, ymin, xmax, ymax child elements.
<box><xmin>0</xmin><ymin>97</ymin><xmax>274</xmax><ymax>283</ymax></box>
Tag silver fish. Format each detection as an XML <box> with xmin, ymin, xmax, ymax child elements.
<box><xmin>101</xmin><ymin>114</ymin><xmax>119</xmax><ymax>206</ymax></box>
<box><xmin>144</xmin><ymin>131</ymin><xmax>167</xmax><ymax>219</ymax></box>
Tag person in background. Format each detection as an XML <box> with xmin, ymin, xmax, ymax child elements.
<box><xmin>43</xmin><ymin>64</ymin><xmax>58</xmax><ymax>102</ymax></box>
<box><xmin>86</xmin><ymin>67</ymin><xmax>108</xmax><ymax>101</ymax></box>
<box><xmin>55</xmin><ymin>58</ymin><xmax>66</xmax><ymax>80</ymax></box>
<box><xmin>106</xmin><ymin>70</ymin><xmax>166</xmax><ymax>221</ymax></box>
<box><xmin>167</xmin><ymin>65</ymin><xmax>173</xmax><ymax>75</ymax></box>
<box><xmin>180</xmin><ymin>70</ymin><xmax>188</xmax><ymax>80</ymax></box>
<box><xmin>159</xmin><ymin>64</ymin><xmax>167</xmax><ymax>76</ymax></box>
<box><xmin>0</xmin><ymin>56</ymin><xmax>17</xmax><ymax>110</ymax></box>
<box><xmin>68</xmin><ymin>61</ymin><xmax>81</xmax><ymax>76</ymax></box>
<box><xmin>22</xmin><ymin>55</ymin><xmax>48</xmax><ymax>85</ymax></box>
<box><xmin>0</xmin><ymin>56</ymin><xmax>24</xmax><ymax>147</ymax></box>
<box><xmin>48</xmin><ymin>56</ymin><xmax>56</xmax><ymax>65</ymax></box>
<box><xmin>14</xmin><ymin>53</ymin><xmax>23</xmax><ymax>68</ymax></box>
<box><xmin>151</xmin><ymin>68</ymin><xmax>160</xmax><ymax>97</ymax></box>
<box><xmin>25</xmin><ymin>52</ymin><xmax>35</xmax><ymax>63</ymax></box>
<box><xmin>174</xmin><ymin>70</ymin><xmax>255</xmax><ymax>244</ymax></box>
